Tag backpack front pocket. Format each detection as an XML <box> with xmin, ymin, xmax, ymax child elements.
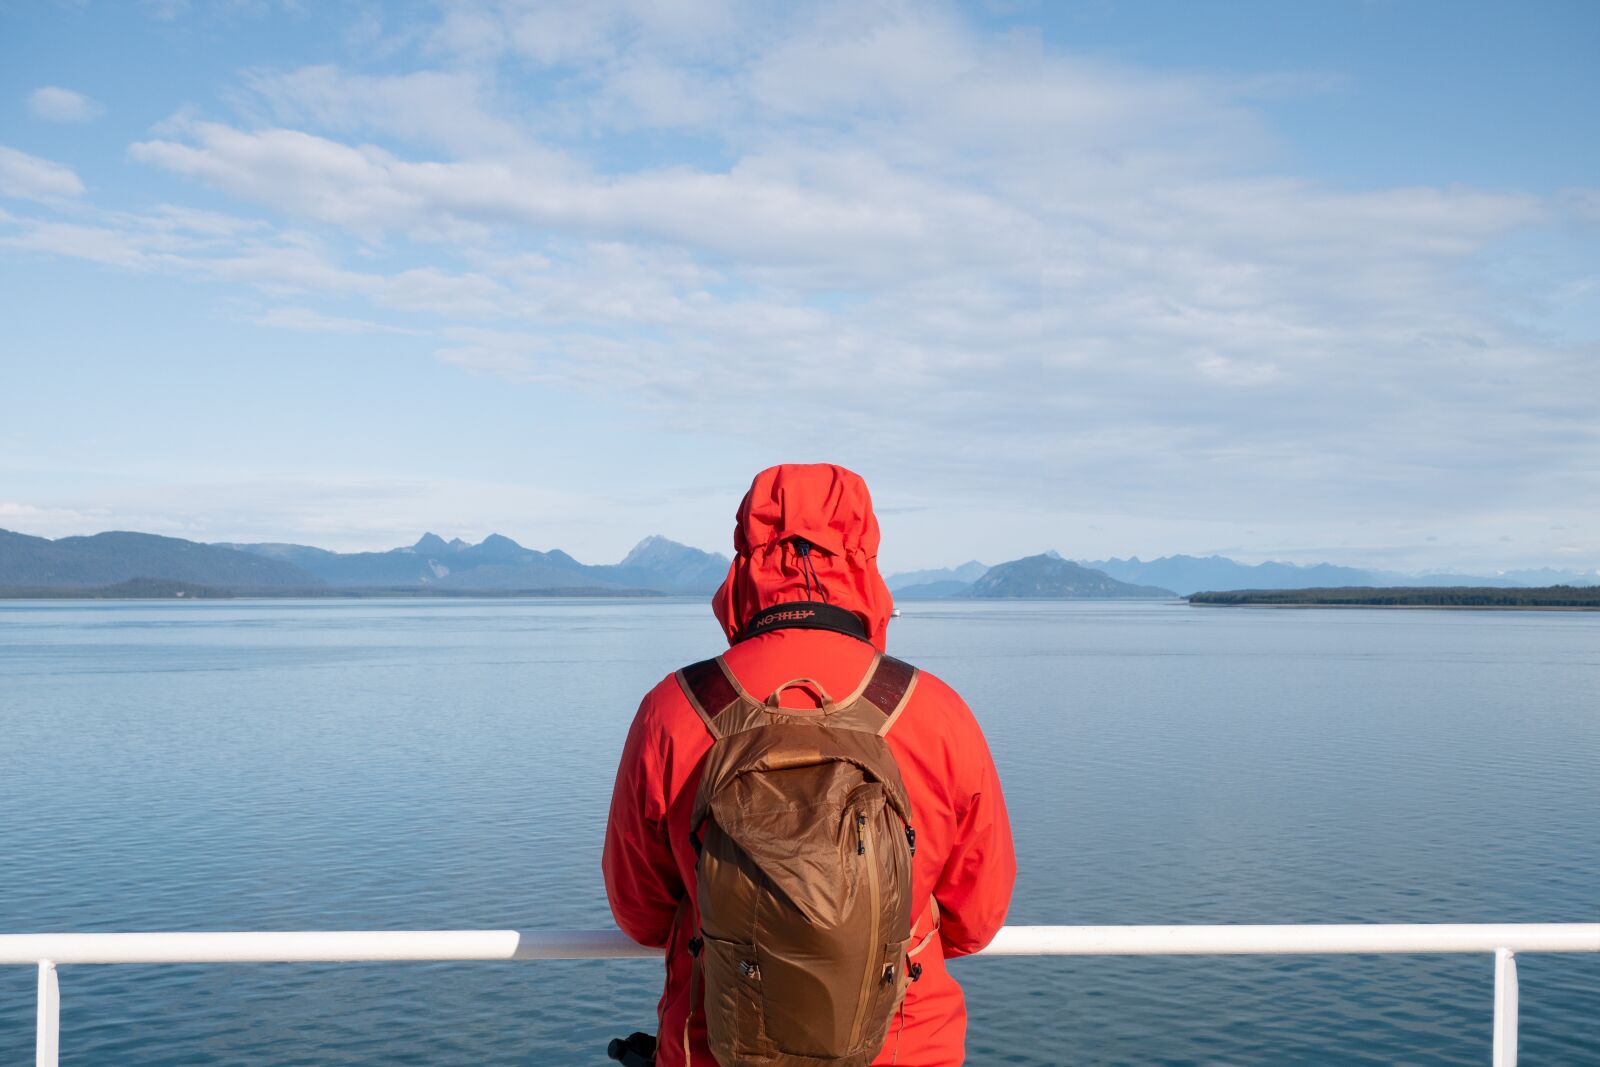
<box><xmin>868</xmin><ymin>935</ymin><xmax>913</xmax><ymax>1045</ymax></box>
<box><xmin>701</xmin><ymin>935</ymin><xmax>767</xmax><ymax>1063</ymax></box>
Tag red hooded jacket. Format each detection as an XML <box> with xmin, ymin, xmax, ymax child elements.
<box><xmin>604</xmin><ymin>464</ymin><xmax>1015</xmax><ymax>1066</ymax></box>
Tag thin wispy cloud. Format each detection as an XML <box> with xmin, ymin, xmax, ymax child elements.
<box><xmin>0</xmin><ymin>146</ymin><xmax>85</xmax><ymax>200</ymax></box>
<box><xmin>27</xmin><ymin>86</ymin><xmax>104</xmax><ymax>123</ymax></box>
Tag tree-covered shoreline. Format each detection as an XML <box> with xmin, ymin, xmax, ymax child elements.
<box><xmin>1188</xmin><ymin>586</ymin><xmax>1600</xmax><ymax>609</ymax></box>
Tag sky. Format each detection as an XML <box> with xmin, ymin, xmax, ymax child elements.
<box><xmin>1</xmin><ymin>0</ymin><xmax>1596</xmax><ymax>574</ymax></box>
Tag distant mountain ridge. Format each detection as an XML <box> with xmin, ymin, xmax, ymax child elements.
<box><xmin>893</xmin><ymin>578</ymin><xmax>977</xmax><ymax>599</ymax></box>
<box><xmin>1080</xmin><ymin>555</ymin><xmax>1598</xmax><ymax>596</ymax></box>
<box><xmin>884</xmin><ymin>561</ymin><xmax>988</xmax><ymax>592</ymax></box>
<box><xmin>885</xmin><ymin>553</ymin><xmax>1599</xmax><ymax>598</ymax></box>
<box><xmin>965</xmin><ymin>554</ymin><xmax>1174</xmax><ymax>599</ymax></box>
<box><xmin>0</xmin><ymin>529</ymin><xmax>323</xmax><ymax>589</ymax></box>
<box><xmin>610</xmin><ymin>534</ymin><xmax>731</xmax><ymax>592</ymax></box>
<box><xmin>1082</xmin><ymin>554</ymin><xmax>1379</xmax><ymax>598</ymax></box>
<box><xmin>221</xmin><ymin>533</ymin><xmax>730</xmax><ymax>594</ymax></box>
<box><xmin>7</xmin><ymin>527</ymin><xmax>1593</xmax><ymax>599</ymax></box>
<box><xmin>4</xmin><ymin>529</ymin><xmax>729</xmax><ymax>596</ymax></box>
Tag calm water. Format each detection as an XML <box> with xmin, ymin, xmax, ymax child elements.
<box><xmin>1</xmin><ymin>599</ymin><xmax>1597</xmax><ymax>1065</ymax></box>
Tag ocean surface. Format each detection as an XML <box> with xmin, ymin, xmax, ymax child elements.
<box><xmin>1</xmin><ymin>598</ymin><xmax>1596</xmax><ymax>1066</ymax></box>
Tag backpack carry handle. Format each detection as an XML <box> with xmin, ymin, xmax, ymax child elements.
<box><xmin>764</xmin><ymin>677</ymin><xmax>837</xmax><ymax>711</ymax></box>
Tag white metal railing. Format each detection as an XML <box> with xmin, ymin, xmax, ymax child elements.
<box><xmin>5</xmin><ymin>924</ymin><xmax>1598</xmax><ymax>1067</ymax></box>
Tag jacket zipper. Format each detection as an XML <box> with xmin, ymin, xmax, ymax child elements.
<box><xmin>848</xmin><ymin>808</ymin><xmax>882</xmax><ymax>1051</ymax></box>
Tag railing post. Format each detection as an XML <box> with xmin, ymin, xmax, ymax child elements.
<box><xmin>1493</xmin><ymin>947</ymin><xmax>1518</xmax><ymax>1067</ymax></box>
<box><xmin>36</xmin><ymin>960</ymin><xmax>59</xmax><ymax>1067</ymax></box>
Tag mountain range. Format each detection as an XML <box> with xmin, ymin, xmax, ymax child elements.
<box><xmin>0</xmin><ymin>530</ymin><xmax>318</xmax><ymax>590</ymax></box>
<box><xmin>899</xmin><ymin>553</ymin><xmax>1598</xmax><ymax>598</ymax></box>
<box><xmin>2</xmin><ymin>527</ymin><xmax>1593</xmax><ymax>599</ymax></box>
<box><xmin>1079</xmin><ymin>555</ymin><xmax>1598</xmax><ymax>596</ymax></box>
<box><xmin>215</xmin><ymin>531</ymin><xmax>730</xmax><ymax>593</ymax></box>
<box><xmin>965</xmin><ymin>555</ymin><xmax>1173</xmax><ymax>598</ymax></box>
<box><xmin>883</xmin><ymin>561</ymin><xmax>990</xmax><ymax>591</ymax></box>
<box><xmin>0</xmin><ymin>529</ymin><xmax>729</xmax><ymax>596</ymax></box>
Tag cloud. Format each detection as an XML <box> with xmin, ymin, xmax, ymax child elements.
<box><xmin>239</xmin><ymin>65</ymin><xmax>535</xmax><ymax>155</ymax></box>
<box><xmin>0</xmin><ymin>146</ymin><xmax>85</xmax><ymax>200</ymax></box>
<box><xmin>0</xmin><ymin>500</ymin><xmax>110</xmax><ymax>536</ymax></box>
<box><xmin>252</xmin><ymin>306</ymin><xmax>424</xmax><ymax>334</ymax></box>
<box><xmin>140</xmin><ymin>0</ymin><xmax>189</xmax><ymax>21</ymax></box>
<box><xmin>0</xmin><ymin>200</ymin><xmax>283</xmax><ymax>268</ymax></box>
<box><xmin>7</xmin><ymin>1</ymin><xmax>1597</xmax><ymax>568</ymax></box>
<box><xmin>0</xmin><ymin>218</ymin><xmax>150</xmax><ymax>266</ymax></box>
<box><xmin>130</xmin><ymin>120</ymin><xmax>1025</xmax><ymax>274</ymax></box>
<box><xmin>1559</xmin><ymin>187</ymin><xmax>1600</xmax><ymax>227</ymax></box>
<box><xmin>429</xmin><ymin>0</ymin><xmax>747</xmax><ymax>68</ymax></box>
<box><xmin>27</xmin><ymin>86</ymin><xmax>104</xmax><ymax>123</ymax></box>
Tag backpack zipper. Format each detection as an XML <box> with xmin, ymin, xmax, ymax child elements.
<box><xmin>847</xmin><ymin>807</ymin><xmax>882</xmax><ymax>1051</ymax></box>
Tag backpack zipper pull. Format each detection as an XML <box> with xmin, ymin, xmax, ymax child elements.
<box><xmin>856</xmin><ymin>812</ymin><xmax>867</xmax><ymax>855</ymax></box>
<box><xmin>905</xmin><ymin>825</ymin><xmax>916</xmax><ymax>857</ymax></box>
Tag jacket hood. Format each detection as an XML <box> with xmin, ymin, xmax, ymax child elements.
<box><xmin>711</xmin><ymin>463</ymin><xmax>894</xmax><ymax>651</ymax></box>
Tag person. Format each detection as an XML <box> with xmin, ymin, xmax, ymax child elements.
<box><xmin>604</xmin><ymin>463</ymin><xmax>1016</xmax><ymax>1066</ymax></box>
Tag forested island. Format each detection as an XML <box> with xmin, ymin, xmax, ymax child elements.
<box><xmin>1188</xmin><ymin>586</ymin><xmax>1600</xmax><ymax>609</ymax></box>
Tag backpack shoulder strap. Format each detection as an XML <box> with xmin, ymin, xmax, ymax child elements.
<box><xmin>858</xmin><ymin>654</ymin><xmax>919</xmax><ymax>736</ymax></box>
<box><xmin>676</xmin><ymin>656</ymin><xmax>740</xmax><ymax>740</ymax></box>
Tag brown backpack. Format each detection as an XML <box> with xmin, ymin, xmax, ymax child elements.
<box><xmin>678</xmin><ymin>652</ymin><xmax>920</xmax><ymax>1067</ymax></box>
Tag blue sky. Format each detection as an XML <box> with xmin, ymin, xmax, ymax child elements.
<box><xmin>1</xmin><ymin>0</ymin><xmax>1596</xmax><ymax>574</ymax></box>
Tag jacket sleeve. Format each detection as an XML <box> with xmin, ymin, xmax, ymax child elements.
<box><xmin>932</xmin><ymin>700</ymin><xmax>1016</xmax><ymax>958</ymax></box>
<box><xmin>602</xmin><ymin>690</ymin><xmax>683</xmax><ymax>948</ymax></box>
